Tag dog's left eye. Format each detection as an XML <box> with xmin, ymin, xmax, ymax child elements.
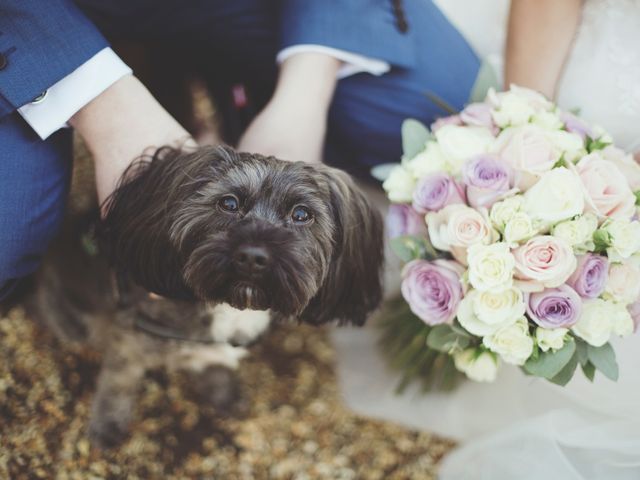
<box><xmin>219</xmin><ymin>195</ymin><xmax>239</xmax><ymax>212</ymax></box>
<box><xmin>291</xmin><ymin>205</ymin><xmax>313</xmax><ymax>224</ymax></box>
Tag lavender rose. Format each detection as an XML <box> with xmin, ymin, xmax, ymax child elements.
<box><xmin>401</xmin><ymin>259</ymin><xmax>464</xmax><ymax>325</ymax></box>
<box><xmin>526</xmin><ymin>285</ymin><xmax>583</xmax><ymax>328</ymax></box>
<box><xmin>461</xmin><ymin>154</ymin><xmax>513</xmax><ymax>209</ymax></box>
<box><xmin>566</xmin><ymin>254</ymin><xmax>608</xmax><ymax>299</ymax></box>
<box><xmin>560</xmin><ymin>111</ymin><xmax>593</xmax><ymax>140</ymax></box>
<box><xmin>460</xmin><ymin>103</ymin><xmax>498</xmax><ymax>134</ymax></box>
<box><xmin>386</xmin><ymin>204</ymin><xmax>426</xmax><ymax>239</ymax></box>
<box><xmin>412</xmin><ymin>173</ymin><xmax>466</xmax><ymax>213</ymax></box>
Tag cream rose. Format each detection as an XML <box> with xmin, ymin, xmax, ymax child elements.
<box><xmin>504</xmin><ymin>212</ymin><xmax>537</xmax><ymax>245</ymax></box>
<box><xmin>404</xmin><ymin>141</ymin><xmax>449</xmax><ymax>179</ymax></box>
<box><xmin>426</xmin><ymin>204</ymin><xmax>494</xmax><ymax>254</ymax></box>
<box><xmin>571</xmin><ymin>298</ymin><xmax>614</xmax><ymax>347</ymax></box>
<box><xmin>457</xmin><ymin>288</ymin><xmax>525</xmax><ymax>336</ymax></box>
<box><xmin>483</xmin><ymin>317</ymin><xmax>534</xmax><ymax>366</ymax></box>
<box><xmin>489</xmin><ymin>195</ymin><xmax>525</xmax><ymax>230</ymax></box>
<box><xmin>434</xmin><ymin>125</ymin><xmax>495</xmax><ymax>174</ymax></box>
<box><xmin>513</xmin><ymin>236</ymin><xmax>577</xmax><ymax>292</ymax></box>
<box><xmin>532</xmin><ymin>110</ymin><xmax>563</xmax><ymax>131</ymax></box>
<box><xmin>467</xmin><ymin>242</ymin><xmax>515</xmax><ymax>292</ymax></box>
<box><xmin>383</xmin><ymin>166</ymin><xmax>416</xmax><ymax>203</ymax></box>
<box><xmin>523</xmin><ymin>167</ymin><xmax>585</xmax><ymax>226</ymax></box>
<box><xmin>613</xmin><ymin>306</ymin><xmax>635</xmax><ymax>337</ymax></box>
<box><xmin>576</xmin><ymin>153</ymin><xmax>636</xmax><ymax>219</ymax></box>
<box><xmin>453</xmin><ymin>349</ymin><xmax>499</xmax><ymax>382</ymax></box>
<box><xmin>600</xmin><ymin>218</ymin><xmax>640</xmax><ymax>261</ymax></box>
<box><xmin>490</xmin><ymin>86</ymin><xmax>552</xmax><ymax>127</ymax></box>
<box><xmin>604</xmin><ymin>262</ymin><xmax>640</xmax><ymax>305</ymax></box>
<box><xmin>535</xmin><ymin>327</ymin><xmax>568</xmax><ymax>352</ymax></box>
<box><xmin>551</xmin><ymin>213</ymin><xmax>598</xmax><ymax>254</ymax></box>
<box><xmin>546</xmin><ymin>130</ymin><xmax>586</xmax><ymax>163</ymax></box>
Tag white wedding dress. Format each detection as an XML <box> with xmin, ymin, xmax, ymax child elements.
<box><xmin>332</xmin><ymin>1</ymin><xmax>640</xmax><ymax>478</ymax></box>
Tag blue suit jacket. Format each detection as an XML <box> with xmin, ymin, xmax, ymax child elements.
<box><xmin>0</xmin><ymin>0</ymin><xmax>108</xmax><ymax>119</ymax></box>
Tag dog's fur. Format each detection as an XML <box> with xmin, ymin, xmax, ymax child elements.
<box><xmin>34</xmin><ymin>146</ymin><xmax>384</xmax><ymax>447</ymax></box>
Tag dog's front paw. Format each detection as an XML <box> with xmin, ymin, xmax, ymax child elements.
<box><xmin>88</xmin><ymin>417</ymin><xmax>129</xmax><ymax>450</ymax></box>
<box><xmin>189</xmin><ymin>365</ymin><xmax>241</xmax><ymax>413</ymax></box>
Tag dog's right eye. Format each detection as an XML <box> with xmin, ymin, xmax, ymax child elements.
<box><xmin>218</xmin><ymin>195</ymin><xmax>239</xmax><ymax>212</ymax></box>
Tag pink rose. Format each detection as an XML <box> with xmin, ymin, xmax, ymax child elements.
<box><xmin>401</xmin><ymin>259</ymin><xmax>465</xmax><ymax>325</ymax></box>
<box><xmin>605</xmin><ymin>262</ymin><xmax>640</xmax><ymax>304</ymax></box>
<box><xmin>600</xmin><ymin>145</ymin><xmax>640</xmax><ymax>192</ymax></box>
<box><xmin>576</xmin><ymin>153</ymin><xmax>636</xmax><ymax>219</ymax></box>
<box><xmin>494</xmin><ymin>125</ymin><xmax>560</xmax><ymax>190</ymax></box>
<box><xmin>513</xmin><ymin>236</ymin><xmax>577</xmax><ymax>292</ymax></box>
<box><xmin>412</xmin><ymin>173</ymin><xmax>466</xmax><ymax>214</ymax></box>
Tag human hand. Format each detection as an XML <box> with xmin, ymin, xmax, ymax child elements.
<box><xmin>238</xmin><ymin>53</ymin><xmax>341</xmax><ymax>164</ymax></box>
<box><xmin>69</xmin><ymin>75</ymin><xmax>195</xmax><ymax>206</ymax></box>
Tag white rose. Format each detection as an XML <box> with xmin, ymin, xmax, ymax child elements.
<box><xmin>454</xmin><ymin>349</ymin><xmax>499</xmax><ymax>382</ymax></box>
<box><xmin>546</xmin><ymin>130</ymin><xmax>586</xmax><ymax>163</ymax></box>
<box><xmin>612</xmin><ymin>306</ymin><xmax>634</xmax><ymax>337</ymax></box>
<box><xmin>483</xmin><ymin>317</ymin><xmax>534</xmax><ymax>366</ymax></box>
<box><xmin>383</xmin><ymin>166</ymin><xmax>416</xmax><ymax>203</ymax></box>
<box><xmin>504</xmin><ymin>212</ymin><xmax>537</xmax><ymax>245</ymax></box>
<box><xmin>535</xmin><ymin>327</ymin><xmax>568</xmax><ymax>352</ymax></box>
<box><xmin>434</xmin><ymin>125</ymin><xmax>495</xmax><ymax>174</ymax></box>
<box><xmin>523</xmin><ymin>167</ymin><xmax>585</xmax><ymax>225</ymax></box>
<box><xmin>600</xmin><ymin>218</ymin><xmax>640</xmax><ymax>261</ymax></box>
<box><xmin>457</xmin><ymin>288</ymin><xmax>525</xmax><ymax>336</ymax></box>
<box><xmin>490</xmin><ymin>195</ymin><xmax>525</xmax><ymax>230</ymax></box>
<box><xmin>404</xmin><ymin>141</ymin><xmax>448</xmax><ymax>179</ymax></box>
<box><xmin>491</xmin><ymin>87</ymin><xmax>551</xmax><ymax>128</ymax></box>
<box><xmin>571</xmin><ymin>298</ymin><xmax>614</xmax><ymax>347</ymax></box>
<box><xmin>467</xmin><ymin>242</ymin><xmax>515</xmax><ymax>292</ymax></box>
<box><xmin>592</xmin><ymin>125</ymin><xmax>614</xmax><ymax>145</ymax></box>
<box><xmin>532</xmin><ymin>110</ymin><xmax>564</xmax><ymax>131</ymax></box>
<box><xmin>604</xmin><ymin>262</ymin><xmax>640</xmax><ymax>305</ymax></box>
<box><xmin>551</xmin><ymin>213</ymin><xmax>598</xmax><ymax>254</ymax></box>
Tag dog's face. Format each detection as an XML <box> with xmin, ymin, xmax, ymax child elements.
<box><xmin>101</xmin><ymin>146</ymin><xmax>384</xmax><ymax>325</ymax></box>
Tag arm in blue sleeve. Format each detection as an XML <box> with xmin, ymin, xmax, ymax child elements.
<box><xmin>279</xmin><ymin>0</ymin><xmax>416</xmax><ymax>69</ymax></box>
<box><xmin>0</xmin><ymin>0</ymin><xmax>108</xmax><ymax>117</ymax></box>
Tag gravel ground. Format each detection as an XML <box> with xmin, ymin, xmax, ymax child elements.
<box><xmin>0</xmin><ymin>306</ymin><xmax>454</xmax><ymax>479</ymax></box>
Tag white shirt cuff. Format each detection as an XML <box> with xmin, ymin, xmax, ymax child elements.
<box><xmin>18</xmin><ymin>48</ymin><xmax>133</xmax><ymax>140</ymax></box>
<box><xmin>277</xmin><ymin>45</ymin><xmax>390</xmax><ymax>80</ymax></box>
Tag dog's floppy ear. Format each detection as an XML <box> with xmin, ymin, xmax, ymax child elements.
<box><xmin>300</xmin><ymin>166</ymin><xmax>384</xmax><ymax>326</ymax></box>
<box><xmin>99</xmin><ymin>145</ymin><xmax>237</xmax><ymax>299</ymax></box>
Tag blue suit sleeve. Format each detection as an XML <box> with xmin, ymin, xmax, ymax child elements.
<box><xmin>279</xmin><ymin>0</ymin><xmax>416</xmax><ymax>69</ymax></box>
<box><xmin>0</xmin><ymin>0</ymin><xmax>109</xmax><ymax>117</ymax></box>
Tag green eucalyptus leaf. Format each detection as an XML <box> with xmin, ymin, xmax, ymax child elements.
<box><xmin>575</xmin><ymin>338</ymin><xmax>589</xmax><ymax>366</ymax></box>
<box><xmin>581</xmin><ymin>361</ymin><xmax>596</xmax><ymax>382</ymax></box>
<box><xmin>469</xmin><ymin>59</ymin><xmax>501</xmax><ymax>103</ymax></box>
<box><xmin>371</xmin><ymin>163</ymin><xmax>400</xmax><ymax>182</ymax></box>
<box><xmin>548</xmin><ymin>353</ymin><xmax>578</xmax><ymax>386</ymax></box>
<box><xmin>402</xmin><ymin>119</ymin><xmax>432</xmax><ymax>159</ymax></box>
<box><xmin>587</xmin><ymin>343</ymin><xmax>619</xmax><ymax>381</ymax></box>
<box><xmin>523</xmin><ymin>338</ymin><xmax>576</xmax><ymax>379</ymax></box>
<box><xmin>592</xmin><ymin>229</ymin><xmax>611</xmax><ymax>253</ymax></box>
<box><xmin>426</xmin><ymin>325</ymin><xmax>470</xmax><ymax>353</ymax></box>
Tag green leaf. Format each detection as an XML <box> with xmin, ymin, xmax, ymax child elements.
<box><xmin>370</xmin><ymin>163</ymin><xmax>400</xmax><ymax>182</ymax></box>
<box><xmin>389</xmin><ymin>235</ymin><xmax>439</xmax><ymax>263</ymax></box>
<box><xmin>548</xmin><ymin>353</ymin><xmax>578</xmax><ymax>386</ymax></box>
<box><xmin>575</xmin><ymin>338</ymin><xmax>589</xmax><ymax>366</ymax></box>
<box><xmin>586</xmin><ymin>136</ymin><xmax>611</xmax><ymax>153</ymax></box>
<box><xmin>469</xmin><ymin>58</ymin><xmax>501</xmax><ymax>103</ymax></box>
<box><xmin>523</xmin><ymin>338</ymin><xmax>576</xmax><ymax>379</ymax></box>
<box><xmin>426</xmin><ymin>325</ymin><xmax>470</xmax><ymax>353</ymax></box>
<box><xmin>592</xmin><ymin>229</ymin><xmax>611</xmax><ymax>253</ymax></box>
<box><xmin>581</xmin><ymin>361</ymin><xmax>596</xmax><ymax>382</ymax></box>
<box><xmin>401</xmin><ymin>119</ymin><xmax>432</xmax><ymax>159</ymax></box>
<box><xmin>552</xmin><ymin>154</ymin><xmax>566</xmax><ymax>169</ymax></box>
<box><xmin>587</xmin><ymin>343</ymin><xmax>619</xmax><ymax>381</ymax></box>
<box><xmin>634</xmin><ymin>190</ymin><xmax>640</xmax><ymax>206</ymax></box>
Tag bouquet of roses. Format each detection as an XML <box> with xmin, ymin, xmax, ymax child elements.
<box><xmin>380</xmin><ymin>85</ymin><xmax>640</xmax><ymax>388</ymax></box>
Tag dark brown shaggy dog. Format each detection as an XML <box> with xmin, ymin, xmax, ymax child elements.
<box><xmin>34</xmin><ymin>146</ymin><xmax>384</xmax><ymax>448</ymax></box>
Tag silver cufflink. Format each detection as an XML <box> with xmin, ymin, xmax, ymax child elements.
<box><xmin>31</xmin><ymin>90</ymin><xmax>49</xmax><ymax>104</ymax></box>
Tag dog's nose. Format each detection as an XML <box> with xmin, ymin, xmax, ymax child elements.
<box><xmin>233</xmin><ymin>245</ymin><xmax>270</xmax><ymax>273</ymax></box>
